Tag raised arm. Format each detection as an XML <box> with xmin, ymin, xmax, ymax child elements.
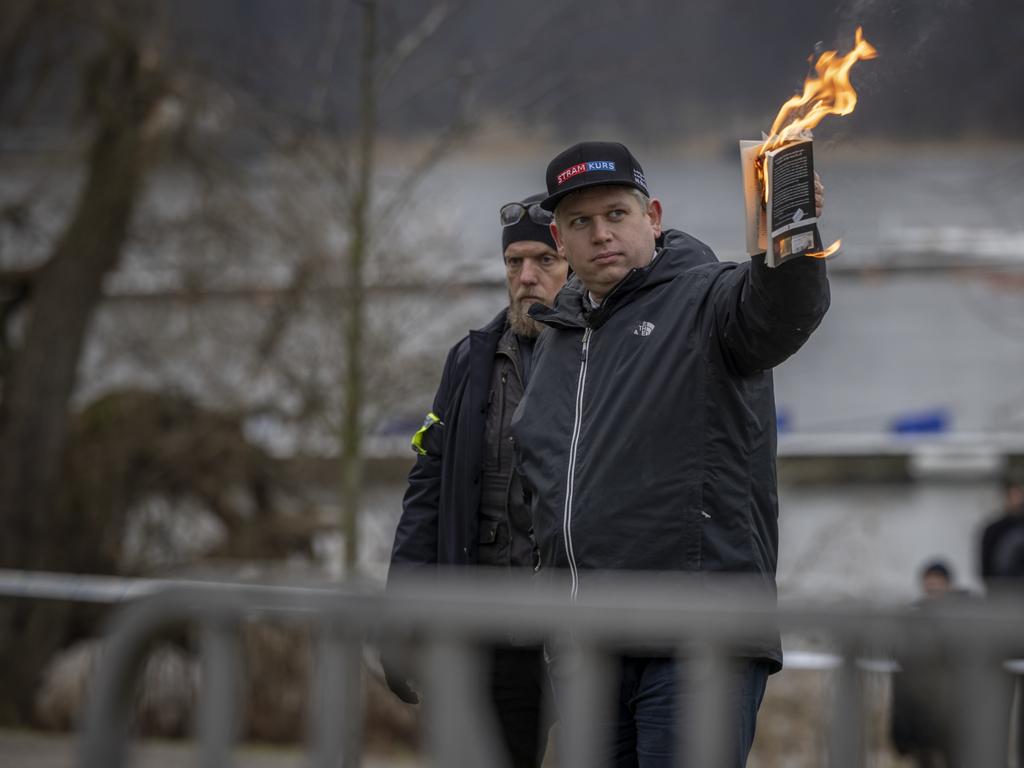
<box><xmin>710</xmin><ymin>252</ymin><xmax>830</xmax><ymax>377</ymax></box>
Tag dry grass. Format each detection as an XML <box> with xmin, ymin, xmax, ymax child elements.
<box><xmin>750</xmin><ymin>668</ymin><xmax>914</xmax><ymax>768</ymax></box>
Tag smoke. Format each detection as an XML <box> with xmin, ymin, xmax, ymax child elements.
<box><xmin>836</xmin><ymin>0</ymin><xmax>971</xmax><ymax>61</ymax></box>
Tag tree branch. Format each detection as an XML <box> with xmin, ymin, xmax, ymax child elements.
<box><xmin>375</xmin><ymin>1</ymin><xmax>457</xmax><ymax>90</ymax></box>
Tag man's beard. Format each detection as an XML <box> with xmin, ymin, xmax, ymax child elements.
<box><xmin>508</xmin><ymin>294</ymin><xmax>544</xmax><ymax>338</ymax></box>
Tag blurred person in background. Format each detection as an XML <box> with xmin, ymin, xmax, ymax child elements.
<box><xmin>890</xmin><ymin>558</ymin><xmax>967</xmax><ymax>768</ymax></box>
<box><xmin>512</xmin><ymin>141</ymin><xmax>829</xmax><ymax>768</ymax></box>
<box><xmin>919</xmin><ymin>559</ymin><xmax>955</xmax><ymax>600</ymax></box>
<box><xmin>979</xmin><ymin>475</ymin><xmax>1024</xmax><ymax>766</ymax></box>
<box><xmin>980</xmin><ymin>476</ymin><xmax>1024</xmax><ymax>590</ymax></box>
<box><xmin>384</xmin><ymin>192</ymin><xmax>567</xmax><ymax>767</ymax></box>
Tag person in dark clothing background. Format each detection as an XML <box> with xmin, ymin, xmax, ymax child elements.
<box><xmin>385</xmin><ymin>192</ymin><xmax>567</xmax><ymax>767</ymax></box>
<box><xmin>511</xmin><ymin>141</ymin><xmax>830</xmax><ymax>767</ymax></box>
<box><xmin>979</xmin><ymin>475</ymin><xmax>1024</xmax><ymax>767</ymax></box>
<box><xmin>889</xmin><ymin>559</ymin><xmax>966</xmax><ymax>768</ymax></box>
<box><xmin>981</xmin><ymin>476</ymin><xmax>1024</xmax><ymax>589</ymax></box>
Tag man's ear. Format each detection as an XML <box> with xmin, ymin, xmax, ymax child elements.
<box><xmin>647</xmin><ymin>198</ymin><xmax>663</xmax><ymax>238</ymax></box>
<box><xmin>550</xmin><ymin>219</ymin><xmax>576</xmax><ymax>275</ymax></box>
<box><xmin>550</xmin><ymin>220</ymin><xmax>566</xmax><ymax>257</ymax></box>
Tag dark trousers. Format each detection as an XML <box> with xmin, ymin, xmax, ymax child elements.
<box><xmin>488</xmin><ymin>645</ymin><xmax>552</xmax><ymax>768</ymax></box>
<box><xmin>548</xmin><ymin>653</ymin><xmax>769</xmax><ymax>768</ymax></box>
<box><xmin>611</xmin><ymin>656</ymin><xmax>768</xmax><ymax>768</ymax></box>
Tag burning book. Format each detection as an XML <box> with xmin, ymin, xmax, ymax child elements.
<box><xmin>741</xmin><ymin>136</ymin><xmax>821</xmax><ymax>266</ymax></box>
<box><xmin>741</xmin><ymin>27</ymin><xmax>878</xmax><ymax>267</ymax></box>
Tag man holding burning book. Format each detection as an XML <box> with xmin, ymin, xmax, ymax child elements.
<box><xmin>510</xmin><ymin>140</ymin><xmax>830</xmax><ymax>766</ymax></box>
<box><xmin>512</xmin><ymin>28</ymin><xmax>875</xmax><ymax>765</ymax></box>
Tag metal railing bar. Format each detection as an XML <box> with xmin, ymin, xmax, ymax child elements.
<box><xmin>73</xmin><ymin>576</ymin><xmax>1024</xmax><ymax>768</ymax></box>
<box><xmin>683</xmin><ymin>643</ymin><xmax>731</xmax><ymax>768</ymax></box>
<box><xmin>309</xmin><ymin>625</ymin><xmax>363</xmax><ymax>768</ymax></box>
<box><xmin>13</xmin><ymin>569</ymin><xmax>1024</xmax><ymax>648</ymax></box>
<box><xmin>422</xmin><ymin>635</ymin><xmax>506</xmax><ymax>768</ymax></box>
<box><xmin>557</xmin><ymin>640</ymin><xmax>614</xmax><ymax>768</ymax></box>
<box><xmin>959</xmin><ymin>643</ymin><xmax>1012</xmax><ymax>767</ymax></box>
<box><xmin>77</xmin><ymin>588</ymin><xmax>200</xmax><ymax>768</ymax></box>
<box><xmin>827</xmin><ymin>645</ymin><xmax>864</xmax><ymax>768</ymax></box>
<box><xmin>197</xmin><ymin>618</ymin><xmax>239</xmax><ymax>768</ymax></box>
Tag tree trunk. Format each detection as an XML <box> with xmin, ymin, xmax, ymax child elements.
<box><xmin>339</xmin><ymin>0</ymin><xmax>377</xmax><ymax>575</ymax></box>
<box><xmin>0</xmin><ymin>35</ymin><xmax>166</xmax><ymax>722</ymax></box>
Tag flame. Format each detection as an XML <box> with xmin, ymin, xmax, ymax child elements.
<box><xmin>761</xmin><ymin>27</ymin><xmax>878</xmax><ymax>155</ymax></box>
<box><xmin>757</xmin><ymin>28</ymin><xmax>877</xmax><ymax>259</ymax></box>
<box><xmin>806</xmin><ymin>240</ymin><xmax>841</xmax><ymax>259</ymax></box>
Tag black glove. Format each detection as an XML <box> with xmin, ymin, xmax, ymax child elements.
<box><xmin>380</xmin><ymin>649</ymin><xmax>420</xmax><ymax>705</ymax></box>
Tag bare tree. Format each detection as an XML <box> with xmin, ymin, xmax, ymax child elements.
<box><xmin>0</xmin><ymin>0</ymin><xmax>183</xmax><ymax>720</ymax></box>
<box><xmin>0</xmin><ymin>14</ymin><xmax>174</xmax><ymax>567</ymax></box>
<box><xmin>0</xmin><ymin>0</ymin><xmax>483</xmax><ymax>720</ymax></box>
<box><xmin>221</xmin><ymin>0</ymin><xmax>476</xmax><ymax>572</ymax></box>
<box><xmin>340</xmin><ymin>0</ymin><xmax>378</xmax><ymax>573</ymax></box>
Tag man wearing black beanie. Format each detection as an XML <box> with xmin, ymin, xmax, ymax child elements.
<box><xmin>386</xmin><ymin>192</ymin><xmax>567</xmax><ymax>767</ymax></box>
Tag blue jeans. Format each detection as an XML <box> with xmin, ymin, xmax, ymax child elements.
<box><xmin>550</xmin><ymin>654</ymin><xmax>769</xmax><ymax>768</ymax></box>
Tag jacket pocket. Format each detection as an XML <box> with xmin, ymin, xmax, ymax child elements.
<box><xmin>476</xmin><ymin>520</ymin><xmax>510</xmax><ymax>566</ymax></box>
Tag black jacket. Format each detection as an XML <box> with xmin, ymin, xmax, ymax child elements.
<box><xmin>511</xmin><ymin>230</ymin><xmax>830</xmax><ymax>668</ymax></box>
<box><xmin>390</xmin><ymin>309</ymin><xmax>507</xmax><ymax>568</ymax></box>
<box><xmin>980</xmin><ymin>513</ymin><xmax>1024</xmax><ymax>585</ymax></box>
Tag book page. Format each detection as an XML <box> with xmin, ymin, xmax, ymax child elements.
<box><xmin>739</xmin><ymin>140</ymin><xmax>766</xmax><ymax>255</ymax></box>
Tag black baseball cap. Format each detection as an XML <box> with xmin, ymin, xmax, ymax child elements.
<box><xmin>541</xmin><ymin>141</ymin><xmax>650</xmax><ymax>212</ymax></box>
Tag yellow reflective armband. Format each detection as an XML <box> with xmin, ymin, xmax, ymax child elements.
<box><xmin>411</xmin><ymin>412</ymin><xmax>443</xmax><ymax>456</ymax></box>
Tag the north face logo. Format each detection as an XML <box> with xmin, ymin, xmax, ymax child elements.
<box><xmin>633</xmin><ymin>321</ymin><xmax>655</xmax><ymax>337</ymax></box>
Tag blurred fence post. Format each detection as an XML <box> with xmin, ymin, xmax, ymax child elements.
<box><xmin>44</xmin><ymin>573</ymin><xmax>1024</xmax><ymax>768</ymax></box>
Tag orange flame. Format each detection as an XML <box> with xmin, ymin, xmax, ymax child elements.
<box><xmin>806</xmin><ymin>240</ymin><xmax>841</xmax><ymax>259</ymax></box>
<box><xmin>761</xmin><ymin>27</ymin><xmax>878</xmax><ymax>155</ymax></box>
<box><xmin>757</xmin><ymin>28</ymin><xmax>877</xmax><ymax>259</ymax></box>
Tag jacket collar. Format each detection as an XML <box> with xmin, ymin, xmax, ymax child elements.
<box><xmin>471</xmin><ymin>307</ymin><xmax>510</xmax><ymax>338</ymax></box>
<box><xmin>529</xmin><ymin>229</ymin><xmax>717</xmax><ymax>330</ymax></box>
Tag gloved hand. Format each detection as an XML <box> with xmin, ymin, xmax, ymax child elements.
<box><xmin>380</xmin><ymin>648</ymin><xmax>420</xmax><ymax>705</ymax></box>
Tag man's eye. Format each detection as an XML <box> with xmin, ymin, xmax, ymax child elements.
<box><xmin>541</xmin><ymin>255</ymin><xmax>557</xmax><ymax>266</ymax></box>
<box><xmin>570</xmin><ymin>217</ymin><xmax>588</xmax><ymax>228</ymax></box>
<box><xmin>607</xmin><ymin>209</ymin><xmax>626</xmax><ymax>221</ymax></box>
<box><xmin>506</xmin><ymin>258</ymin><xmax>522</xmax><ymax>269</ymax></box>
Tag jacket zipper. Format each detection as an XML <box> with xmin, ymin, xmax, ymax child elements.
<box><xmin>563</xmin><ymin>326</ymin><xmax>592</xmax><ymax>600</ymax></box>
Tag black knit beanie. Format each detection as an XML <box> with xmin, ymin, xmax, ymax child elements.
<box><xmin>501</xmin><ymin>192</ymin><xmax>556</xmax><ymax>254</ymax></box>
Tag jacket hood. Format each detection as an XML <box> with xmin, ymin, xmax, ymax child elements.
<box><xmin>530</xmin><ymin>228</ymin><xmax>718</xmax><ymax>330</ymax></box>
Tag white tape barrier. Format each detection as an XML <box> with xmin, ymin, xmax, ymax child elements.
<box><xmin>783</xmin><ymin>650</ymin><xmax>898</xmax><ymax>673</ymax></box>
<box><xmin>0</xmin><ymin>568</ymin><xmax>338</xmax><ymax>604</ymax></box>
<box><xmin>0</xmin><ymin>569</ymin><xmax>166</xmax><ymax>603</ymax></box>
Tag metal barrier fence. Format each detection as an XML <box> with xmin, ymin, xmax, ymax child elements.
<box><xmin>67</xmin><ymin>570</ymin><xmax>1024</xmax><ymax>768</ymax></box>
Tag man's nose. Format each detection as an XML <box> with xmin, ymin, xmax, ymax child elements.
<box><xmin>519</xmin><ymin>259</ymin><xmax>541</xmax><ymax>285</ymax></box>
<box><xmin>591</xmin><ymin>217</ymin><xmax>613</xmax><ymax>243</ymax></box>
